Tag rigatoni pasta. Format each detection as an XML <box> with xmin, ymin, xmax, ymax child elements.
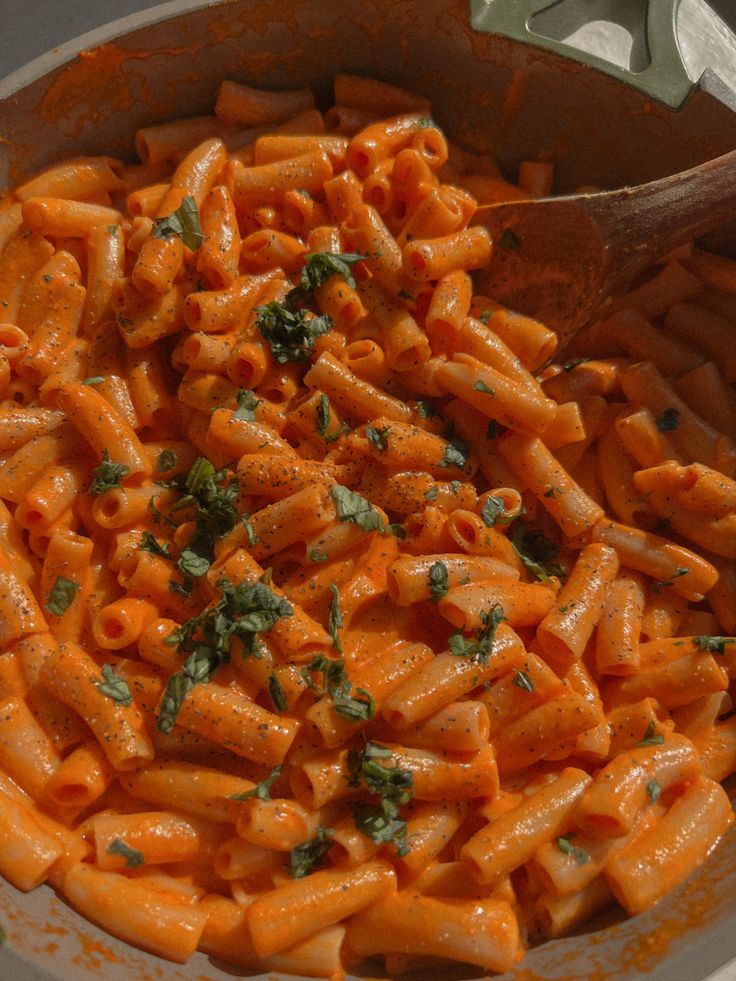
<box><xmin>0</xmin><ymin>72</ymin><xmax>734</xmax><ymax>979</ymax></box>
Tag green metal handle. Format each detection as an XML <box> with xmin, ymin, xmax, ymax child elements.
<box><xmin>469</xmin><ymin>0</ymin><xmax>694</xmax><ymax>109</ymax></box>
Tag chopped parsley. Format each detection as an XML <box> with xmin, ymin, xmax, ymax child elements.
<box><xmin>330</xmin><ymin>485</ymin><xmax>384</xmax><ymax>533</ymax></box>
<box><xmin>45</xmin><ymin>576</ymin><xmax>80</xmax><ymax>617</ymax></box>
<box><xmin>348</xmin><ymin>742</ymin><xmax>413</xmax><ymax>856</ymax></box>
<box><xmin>428</xmin><ymin>560</ymin><xmax>450</xmax><ymax>603</ymax></box>
<box><xmin>107</xmin><ymin>839</ymin><xmax>144</xmax><ymax>869</ymax></box>
<box><xmin>448</xmin><ymin>604</ymin><xmax>506</xmax><ymax>665</ymax></box>
<box><xmin>557</xmin><ymin>835</ymin><xmax>589</xmax><ymax>865</ymax></box>
<box><xmin>417</xmin><ymin>400</ymin><xmax>436</xmax><ymax>419</ymax></box>
<box><xmin>473</xmin><ymin>380</ymin><xmax>495</xmax><ymax>395</ymax></box>
<box><xmin>290</xmin><ymin>826</ymin><xmax>335</xmax><ymax>878</ymax></box>
<box><xmin>478</xmin><ymin>309</ymin><xmax>492</xmax><ymax>325</ymax></box>
<box><xmin>309</xmin><ymin>548</ymin><xmax>329</xmax><ymax>563</ymax></box>
<box><xmin>655</xmin><ymin>407</ymin><xmax>680</xmax><ymax>433</ymax></box>
<box><xmin>97</xmin><ymin>664</ymin><xmax>132</xmax><ymax>706</ymax></box>
<box><xmin>425</xmin><ymin>486</ymin><xmax>439</xmax><ymax>501</ymax></box>
<box><xmin>157</xmin><ymin>578</ymin><xmax>292</xmax><ymax>733</ymax></box>
<box><xmin>82</xmin><ymin>375</ymin><xmax>104</xmax><ymax>386</ymax></box>
<box><xmin>89</xmin><ymin>450</ymin><xmax>130</xmax><ymax>494</ymax></box>
<box><xmin>152</xmin><ymin>194</ymin><xmax>204</xmax><ymax>250</ymax></box>
<box><xmin>230</xmin><ymin>765</ymin><xmax>282</xmax><ymax>801</ymax></box>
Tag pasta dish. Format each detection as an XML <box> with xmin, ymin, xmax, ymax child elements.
<box><xmin>0</xmin><ymin>72</ymin><xmax>734</xmax><ymax>977</ymax></box>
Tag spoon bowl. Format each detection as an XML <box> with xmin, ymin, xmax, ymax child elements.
<box><xmin>473</xmin><ymin>145</ymin><xmax>736</xmax><ymax>348</ymax></box>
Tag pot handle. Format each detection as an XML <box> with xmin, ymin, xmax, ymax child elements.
<box><xmin>468</xmin><ymin>0</ymin><xmax>693</xmax><ymax>109</ymax></box>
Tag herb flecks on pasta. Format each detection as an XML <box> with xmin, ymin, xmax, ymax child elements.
<box><xmin>0</xmin><ymin>71</ymin><xmax>734</xmax><ymax>981</ymax></box>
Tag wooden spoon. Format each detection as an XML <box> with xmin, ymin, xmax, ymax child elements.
<box><xmin>473</xmin><ymin>146</ymin><xmax>736</xmax><ymax>349</ymax></box>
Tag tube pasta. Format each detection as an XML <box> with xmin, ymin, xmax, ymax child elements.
<box><xmin>0</xmin><ymin>74</ymin><xmax>734</xmax><ymax>981</ymax></box>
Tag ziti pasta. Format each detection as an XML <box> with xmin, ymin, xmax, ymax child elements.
<box><xmin>0</xmin><ymin>71</ymin><xmax>734</xmax><ymax>977</ymax></box>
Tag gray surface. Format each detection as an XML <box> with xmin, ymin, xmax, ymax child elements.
<box><xmin>0</xmin><ymin>0</ymin><xmax>735</xmax><ymax>78</ymax></box>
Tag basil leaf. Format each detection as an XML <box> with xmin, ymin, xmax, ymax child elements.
<box><xmin>157</xmin><ymin>578</ymin><xmax>292</xmax><ymax>732</ymax></box>
<box><xmin>655</xmin><ymin>407</ymin><xmax>680</xmax><ymax>432</ymax></box>
<box><xmin>647</xmin><ymin>779</ymin><xmax>661</xmax><ymax>804</ymax></box>
<box><xmin>512</xmin><ymin>669</ymin><xmax>535</xmax><ymax>692</ymax></box>
<box><xmin>692</xmin><ymin>636</ymin><xmax>735</xmax><ymax>655</ymax></box>
<box><xmin>234</xmin><ymin>389</ymin><xmax>261</xmax><ymax>421</ymax></box>
<box><xmin>45</xmin><ymin>576</ymin><xmax>80</xmax><ymax>617</ymax></box>
<box><xmin>290</xmin><ymin>827</ymin><xmax>334</xmax><ymax>878</ymax></box>
<box><xmin>511</xmin><ymin>523</ymin><xmax>566</xmax><ymax>582</ymax></box>
<box><xmin>256</xmin><ymin>301</ymin><xmax>333</xmax><ymax>363</ymax></box>
<box><xmin>448</xmin><ymin>604</ymin><xmax>506</xmax><ymax>665</ymax></box>
<box><xmin>107</xmin><ymin>838</ymin><xmax>144</xmax><ymax>868</ymax></box>
<box><xmin>89</xmin><ymin>450</ymin><xmax>130</xmax><ymax>494</ymax></box>
<box><xmin>267</xmin><ymin>673</ymin><xmax>288</xmax><ymax>712</ymax></box>
<box><xmin>300</xmin><ymin>252</ymin><xmax>366</xmax><ymax>292</ymax></box>
<box><xmin>230</xmin><ymin>764</ymin><xmax>283</xmax><ymax>802</ymax></box>
<box><xmin>152</xmin><ymin>194</ymin><xmax>204</xmax><ymax>250</ymax></box>
<box><xmin>438</xmin><ymin>436</ymin><xmax>469</xmax><ymax>470</ymax></box>
<box><xmin>330</xmin><ymin>485</ymin><xmax>384</xmax><ymax>533</ymax></box>
<box><xmin>156</xmin><ymin>448</ymin><xmax>178</xmax><ymax>472</ymax></box>
<box><xmin>637</xmin><ymin>720</ymin><xmax>665</xmax><ymax>747</ymax></box>
<box><xmin>481</xmin><ymin>495</ymin><xmax>512</xmax><ymax>528</ymax></box>
<box><xmin>327</xmin><ymin>583</ymin><xmax>344</xmax><ymax>654</ymax></box>
<box><xmin>97</xmin><ymin>663</ymin><xmax>132</xmax><ymax>706</ymax></box>
<box><xmin>366</xmin><ymin>425</ymin><xmax>391</xmax><ymax>452</ymax></box>
<box><xmin>139</xmin><ymin>531</ymin><xmax>171</xmax><ymax>558</ymax></box>
<box><xmin>557</xmin><ymin>835</ymin><xmax>589</xmax><ymax>865</ymax></box>
<box><xmin>428</xmin><ymin>560</ymin><xmax>449</xmax><ymax>604</ymax></box>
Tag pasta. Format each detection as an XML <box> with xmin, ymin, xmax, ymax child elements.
<box><xmin>0</xmin><ymin>72</ymin><xmax>734</xmax><ymax>979</ymax></box>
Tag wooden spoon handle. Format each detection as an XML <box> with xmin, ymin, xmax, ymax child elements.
<box><xmin>588</xmin><ymin>145</ymin><xmax>736</xmax><ymax>291</ymax></box>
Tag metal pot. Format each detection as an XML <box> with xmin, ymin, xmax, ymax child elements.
<box><xmin>1</xmin><ymin>1</ymin><xmax>735</xmax><ymax>979</ymax></box>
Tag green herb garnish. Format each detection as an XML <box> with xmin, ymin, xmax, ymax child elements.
<box><xmin>89</xmin><ymin>450</ymin><xmax>130</xmax><ymax>494</ymax></box>
<box><xmin>428</xmin><ymin>560</ymin><xmax>450</xmax><ymax>604</ymax></box>
<box><xmin>290</xmin><ymin>826</ymin><xmax>335</xmax><ymax>878</ymax></box>
<box><xmin>45</xmin><ymin>576</ymin><xmax>80</xmax><ymax>617</ymax></box>
<box><xmin>97</xmin><ymin>664</ymin><xmax>132</xmax><ymax>706</ymax></box>
<box><xmin>448</xmin><ymin>604</ymin><xmax>506</xmax><ymax>665</ymax></box>
<box><xmin>152</xmin><ymin>194</ymin><xmax>204</xmax><ymax>250</ymax></box>
<box><xmin>107</xmin><ymin>839</ymin><xmax>144</xmax><ymax>868</ymax></box>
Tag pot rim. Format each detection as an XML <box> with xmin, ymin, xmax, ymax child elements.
<box><xmin>0</xmin><ymin>0</ymin><xmax>228</xmax><ymax>101</ymax></box>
